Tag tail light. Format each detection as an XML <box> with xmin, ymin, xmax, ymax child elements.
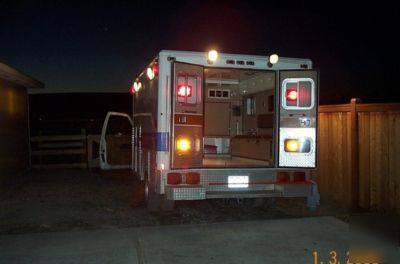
<box><xmin>167</xmin><ymin>172</ymin><xmax>182</xmax><ymax>185</ymax></box>
<box><xmin>293</xmin><ymin>171</ymin><xmax>306</xmax><ymax>182</ymax></box>
<box><xmin>286</xmin><ymin>89</ymin><xmax>298</xmax><ymax>101</ymax></box>
<box><xmin>277</xmin><ymin>171</ymin><xmax>290</xmax><ymax>182</ymax></box>
<box><xmin>285</xmin><ymin>83</ymin><xmax>298</xmax><ymax>107</ymax></box>
<box><xmin>185</xmin><ymin>172</ymin><xmax>200</xmax><ymax>185</ymax></box>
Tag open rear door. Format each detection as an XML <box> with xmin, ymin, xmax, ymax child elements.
<box><xmin>171</xmin><ymin>62</ymin><xmax>204</xmax><ymax>168</ymax></box>
<box><xmin>278</xmin><ymin>70</ymin><xmax>318</xmax><ymax>168</ymax></box>
<box><xmin>99</xmin><ymin>112</ymin><xmax>133</xmax><ymax>170</ymax></box>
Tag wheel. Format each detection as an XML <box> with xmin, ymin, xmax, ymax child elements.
<box><xmin>252</xmin><ymin>198</ymin><xmax>265</xmax><ymax>208</ymax></box>
<box><xmin>145</xmin><ymin>176</ymin><xmax>161</xmax><ymax>212</ymax></box>
<box><xmin>130</xmin><ymin>174</ymin><xmax>145</xmax><ymax>208</ymax></box>
<box><xmin>145</xmin><ymin>175</ymin><xmax>175</xmax><ymax>212</ymax></box>
<box><xmin>246</xmin><ymin>197</ymin><xmax>276</xmax><ymax>209</ymax></box>
<box><xmin>160</xmin><ymin>195</ymin><xmax>175</xmax><ymax>211</ymax></box>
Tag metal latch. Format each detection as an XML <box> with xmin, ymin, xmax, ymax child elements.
<box><xmin>299</xmin><ymin>117</ymin><xmax>311</xmax><ymax>127</ymax></box>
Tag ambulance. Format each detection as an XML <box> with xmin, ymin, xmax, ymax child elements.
<box><xmin>100</xmin><ymin>50</ymin><xmax>320</xmax><ymax>211</ymax></box>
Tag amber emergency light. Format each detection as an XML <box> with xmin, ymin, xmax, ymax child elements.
<box><xmin>176</xmin><ymin>137</ymin><xmax>191</xmax><ymax>152</ymax></box>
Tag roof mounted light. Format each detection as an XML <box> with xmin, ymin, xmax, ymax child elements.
<box><xmin>131</xmin><ymin>81</ymin><xmax>142</xmax><ymax>94</ymax></box>
<box><xmin>207</xmin><ymin>50</ymin><xmax>218</xmax><ymax>64</ymax></box>
<box><xmin>147</xmin><ymin>67</ymin><xmax>154</xmax><ymax>80</ymax></box>
<box><xmin>152</xmin><ymin>62</ymin><xmax>159</xmax><ymax>76</ymax></box>
<box><xmin>268</xmin><ymin>54</ymin><xmax>279</xmax><ymax>68</ymax></box>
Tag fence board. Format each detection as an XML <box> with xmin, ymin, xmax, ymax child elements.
<box><xmin>376</xmin><ymin>113</ymin><xmax>383</xmax><ymax>210</ymax></box>
<box><xmin>369</xmin><ymin>112</ymin><xmax>378</xmax><ymax>210</ymax></box>
<box><xmin>388</xmin><ymin>113</ymin><xmax>396</xmax><ymax>211</ymax></box>
<box><xmin>38</xmin><ymin>142</ymin><xmax>84</xmax><ymax>148</ymax></box>
<box><xmin>358</xmin><ymin>112</ymin><xmax>370</xmax><ymax>209</ymax></box>
<box><xmin>327</xmin><ymin>113</ymin><xmax>335</xmax><ymax>199</ymax></box>
<box><xmin>395</xmin><ymin>114</ymin><xmax>400</xmax><ymax>215</ymax></box>
<box><xmin>317</xmin><ymin>113</ymin><xmax>328</xmax><ymax>197</ymax></box>
<box><xmin>381</xmin><ymin>113</ymin><xmax>389</xmax><ymax>211</ymax></box>
<box><xmin>344</xmin><ymin>112</ymin><xmax>351</xmax><ymax>204</ymax></box>
<box><xmin>31</xmin><ymin>135</ymin><xmax>86</xmax><ymax>141</ymax></box>
<box><xmin>31</xmin><ymin>149</ymin><xmax>86</xmax><ymax>156</ymax></box>
<box><xmin>337</xmin><ymin>113</ymin><xmax>344</xmax><ymax>201</ymax></box>
<box><xmin>332</xmin><ymin>113</ymin><xmax>340</xmax><ymax>201</ymax></box>
<box><xmin>32</xmin><ymin>163</ymin><xmax>87</xmax><ymax>169</ymax></box>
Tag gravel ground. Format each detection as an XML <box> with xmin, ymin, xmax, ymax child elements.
<box><xmin>0</xmin><ymin>169</ymin><xmax>349</xmax><ymax>235</ymax></box>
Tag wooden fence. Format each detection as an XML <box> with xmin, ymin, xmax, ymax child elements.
<box><xmin>30</xmin><ymin>129</ymin><xmax>87</xmax><ymax>169</ymax></box>
<box><xmin>316</xmin><ymin>99</ymin><xmax>400</xmax><ymax>214</ymax></box>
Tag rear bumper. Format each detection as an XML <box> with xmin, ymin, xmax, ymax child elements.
<box><xmin>165</xmin><ymin>181</ymin><xmax>317</xmax><ymax>200</ymax></box>
<box><xmin>165</xmin><ymin>185</ymin><xmax>206</xmax><ymax>200</ymax></box>
<box><xmin>161</xmin><ymin>168</ymin><xmax>320</xmax><ymax>208</ymax></box>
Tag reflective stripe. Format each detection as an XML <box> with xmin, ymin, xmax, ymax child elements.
<box><xmin>156</xmin><ymin>132</ymin><xmax>169</xmax><ymax>151</ymax></box>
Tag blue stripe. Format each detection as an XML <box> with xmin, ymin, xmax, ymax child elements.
<box><xmin>156</xmin><ymin>132</ymin><xmax>169</xmax><ymax>151</ymax></box>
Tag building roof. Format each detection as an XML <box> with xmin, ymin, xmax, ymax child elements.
<box><xmin>0</xmin><ymin>62</ymin><xmax>44</xmax><ymax>89</ymax></box>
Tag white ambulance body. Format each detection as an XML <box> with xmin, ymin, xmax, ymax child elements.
<box><xmin>100</xmin><ymin>50</ymin><xmax>320</xmax><ymax>210</ymax></box>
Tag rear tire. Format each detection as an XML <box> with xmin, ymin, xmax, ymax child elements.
<box><xmin>252</xmin><ymin>198</ymin><xmax>266</xmax><ymax>208</ymax></box>
<box><xmin>130</xmin><ymin>174</ymin><xmax>145</xmax><ymax>208</ymax></box>
<box><xmin>245</xmin><ymin>197</ymin><xmax>276</xmax><ymax>209</ymax></box>
<box><xmin>145</xmin><ymin>176</ymin><xmax>161</xmax><ymax>212</ymax></box>
<box><xmin>145</xmin><ymin>176</ymin><xmax>175</xmax><ymax>212</ymax></box>
<box><xmin>160</xmin><ymin>195</ymin><xmax>175</xmax><ymax>211</ymax></box>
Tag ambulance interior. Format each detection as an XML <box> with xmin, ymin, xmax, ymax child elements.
<box><xmin>203</xmin><ymin>68</ymin><xmax>275</xmax><ymax>167</ymax></box>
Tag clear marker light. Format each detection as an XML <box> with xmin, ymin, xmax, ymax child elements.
<box><xmin>269</xmin><ymin>54</ymin><xmax>279</xmax><ymax>64</ymax></box>
<box><xmin>207</xmin><ymin>50</ymin><xmax>218</xmax><ymax>63</ymax></box>
<box><xmin>147</xmin><ymin>67</ymin><xmax>154</xmax><ymax>80</ymax></box>
<box><xmin>133</xmin><ymin>81</ymin><xmax>142</xmax><ymax>92</ymax></box>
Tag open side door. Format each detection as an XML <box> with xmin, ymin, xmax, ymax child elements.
<box><xmin>99</xmin><ymin>111</ymin><xmax>133</xmax><ymax>170</ymax></box>
<box><xmin>278</xmin><ymin>70</ymin><xmax>318</xmax><ymax>168</ymax></box>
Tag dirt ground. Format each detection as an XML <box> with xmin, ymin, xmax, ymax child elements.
<box><xmin>0</xmin><ymin>169</ymin><xmax>350</xmax><ymax>235</ymax></box>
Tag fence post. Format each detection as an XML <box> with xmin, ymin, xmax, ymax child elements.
<box><xmin>87</xmin><ymin>135</ymin><xmax>92</xmax><ymax>169</ymax></box>
<box><xmin>81</xmin><ymin>129</ymin><xmax>87</xmax><ymax>168</ymax></box>
<box><xmin>38</xmin><ymin>130</ymin><xmax>43</xmax><ymax>169</ymax></box>
<box><xmin>350</xmin><ymin>98</ymin><xmax>362</xmax><ymax>210</ymax></box>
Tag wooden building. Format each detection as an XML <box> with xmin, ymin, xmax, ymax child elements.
<box><xmin>0</xmin><ymin>62</ymin><xmax>44</xmax><ymax>186</ymax></box>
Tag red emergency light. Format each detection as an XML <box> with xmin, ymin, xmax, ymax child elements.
<box><xmin>177</xmin><ymin>84</ymin><xmax>192</xmax><ymax>97</ymax></box>
<box><xmin>286</xmin><ymin>89</ymin><xmax>298</xmax><ymax>101</ymax></box>
<box><xmin>153</xmin><ymin>63</ymin><xmax>159</xmax><ymax>77</ymax></box>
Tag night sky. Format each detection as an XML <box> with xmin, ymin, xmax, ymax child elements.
<box><xmin>1</xmin><ymin>1</ymin><xmax>399</xmax><ymax>123</ymax></box>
